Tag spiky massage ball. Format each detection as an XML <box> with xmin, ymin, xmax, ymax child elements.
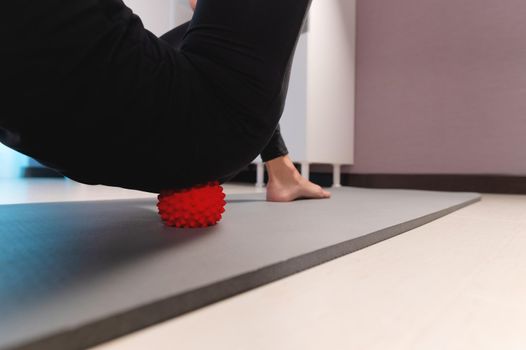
<box><xmin>157</xmin><ymin>181</ymin><xmax>226</xmax><ymax>228</ymax></box>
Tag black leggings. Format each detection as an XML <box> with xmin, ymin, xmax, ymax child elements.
<box><xmin>0</xmin><ymin>0</ymin><xmax>311</xmax><ymax>193</ymax></box>
<box><xmin>160</xmin><ymin>20</ymin><xmax>290</xmax><ymax>167</ymax></box>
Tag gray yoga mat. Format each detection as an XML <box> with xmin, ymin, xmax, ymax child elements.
<box><xmin>0</xmin><ymin>186</ymin><xmax>480</xmax><ymax>350</ymax></box>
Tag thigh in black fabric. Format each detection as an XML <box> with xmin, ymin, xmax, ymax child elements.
<box><xmin>178</xmin><ymin>0</ymin><xmax>313</xmax><ymax>131</ymax></box>
<box><xmin>167</xmin><ymin>60</ymin><xmax>261</xmax><ymax>186</ymax></box>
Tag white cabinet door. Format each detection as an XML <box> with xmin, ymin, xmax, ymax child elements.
<box><xmin>306</xmin><ymin>0</ymin><xmax>355</xmax><ymax>165</ymax></box>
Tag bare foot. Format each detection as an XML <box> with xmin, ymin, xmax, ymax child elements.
<box><xmin>265</xmin><ymin>156</ymin><xmax>331</xmax><ymax>202</ymax></box>
<box><xmin>266</xmin><ymin>176</ymin><xmax>331</xmax><ymax>202</ymax></box>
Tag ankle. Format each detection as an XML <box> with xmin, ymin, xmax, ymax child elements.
<box><xmin>265</xmin><ymin>156</ymin><xmax>301</xmax><ymax>184</ymax></box>
<box><xmin>266</xmin><ymin>155</ymin><xmax>296</xmax><ymax>171</ymax></box>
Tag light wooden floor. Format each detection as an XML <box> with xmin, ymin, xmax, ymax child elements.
<box><xmin>2</xmin><ymin>179</ymin><xmax>526</xmax><ymax>350</ymax></box>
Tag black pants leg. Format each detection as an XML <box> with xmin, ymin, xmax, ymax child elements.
<box><xmin>160</xmin><ymin>21</ymin><xmax>290</xmax><ymax>166</ymax></box>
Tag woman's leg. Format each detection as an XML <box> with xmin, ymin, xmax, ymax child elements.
<box><xmin>161</xmin><ymin>17</ymin><xmax>294</xmax><ymax>164</ymax></box>
<box><xmin>168</xmin><ymin>0</ymin><xmax>313</xmax><ymax>189</ymax></box>
<box><xmin>152</xmin><ymin>0</ymin><xmax>313</xmax><ymax>189</ymax></box>
<box><xmin>260</xmin><ymin>124</ymin><xmax>289</xmax><ymax>162</ymax></box>
<box><xmin>161</xmin><ymin>16</ymin><xmax>328</xmax><ymax>202</ymax></box>
<box><xmin>160</xmin><ymin>20</ymin><xmax>290</xmax><ymax>164</ymax></box>
<box><xmin>160</xmin><ymin>20</ymin><xmax>290</xmax><ymax>181</ymax></box>
<box><xmin>181</xmin><ymin>0</ymin><xmax>312</xmax><ymax>124</ymax></box>
<box><xmin>159</xmin><ymin>11</ymin><xmax>329</xmax><ymax>202</ymax></box>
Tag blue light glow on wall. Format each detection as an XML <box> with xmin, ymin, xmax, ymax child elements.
<box><xmin>0</xmin><ymin>144</ymin><xmax>29</xmax><ymax>179</ymax></box>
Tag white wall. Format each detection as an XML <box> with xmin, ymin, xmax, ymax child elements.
<box><xmin>0</xmin><ymin>144</ymin><xmax>28</xmax><ymax>179</ymax></box>
<box><xmin>351</xmin><ymin>0</ymin><xmax>526</xmax><ymax>176</ymax></box>
<box><xmin>172</xmin><ymin>0</ymin><xmax>194</xmax><ymax>25</ymax></box>
<box><xmin>123</xmin><ymin>0</ymin><xmax>175</xmax><ymax>36</ymax></box>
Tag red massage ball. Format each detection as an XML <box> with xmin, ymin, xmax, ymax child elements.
<box><xmin>157</xmin><ymin>181</ymin><xmax>226</xmax><ymax>228</ymax></box>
